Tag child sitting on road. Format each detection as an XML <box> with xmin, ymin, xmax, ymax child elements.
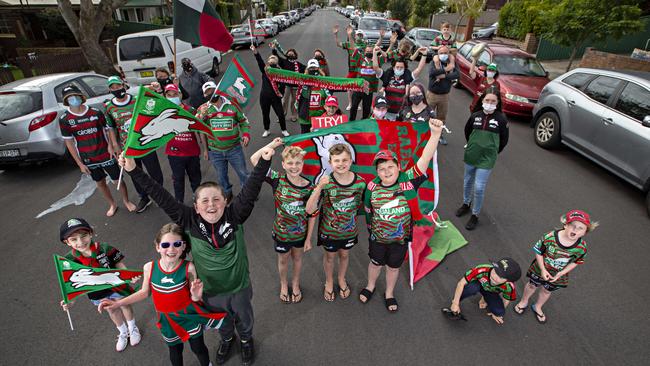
<box><xmin>58</xmin><ymin>218</ymin><xmax>141</xmax><ymax>351</ymax></box>
<box><xmin>100</xmin><ymin>223</ymin><xmax>226</xmax><ymax>366</ymax></box>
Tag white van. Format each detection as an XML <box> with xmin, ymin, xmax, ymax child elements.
<box><xmin>117</xmin><ymin>28</ymin><xmax>222</xmax><ymax>86</ymax></box>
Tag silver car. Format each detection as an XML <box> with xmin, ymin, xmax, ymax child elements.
<box><xmin>356</xmin><ymin>16</ymin><xmax>392</xmax><ymax>49</ymax></box>
<box><xmin>0</xmin><ymin>72</ymin><xmax>114</xmax><ymax>168</ymax></box>
<box><xmin>257</xmin><ymin>18</ymin><xmax>278</xmax><ymax>37</ymax></box>
<box><xmin>230</xmin><ymin>23</ymin><xmax>265</xmax><ymax>49</ymax></box>
<box><xmin>532</xmin><ymin>68</ymin><xmax>650</xmax><ymax>215</ymax></box>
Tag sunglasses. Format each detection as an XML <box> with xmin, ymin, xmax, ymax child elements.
<box><xmin>159</xmin><ymin>240</ymin><xmax>185</xmax><ymax>249</ymax></box>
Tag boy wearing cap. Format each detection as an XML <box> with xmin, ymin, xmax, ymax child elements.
<box><xmin>58</xmin><ymin>218</ymin><xmax>141</xmax><ymax>351</ymax></box>
<box><xmin>370</xmin><ymin>96</ymin><xmax>389</xmax><ymax>120</ymax></box>
<box><xmin>322</xmin><ymin>95</ymin><xmax>343</xmax><ymax>117</ymax></box>
<box><xmin>59</xmin><ymin>84</ymin><xmax>135</xmax><ymax>216</ymax></box>
<box><xmin>104</xmin><ymin>76</ymin><xmax>164</xmax><ymax>213</ymax></box>
<box><xmin>514</xmin><ymin>210</ymin><xmax>597</xmax><ymax>324</ymax></box>
<box><xmin>360</xmin><ymin>118</ymin><xmax>444</xmax><ymax>313</ymax></box>
<box><xmin>442</xmin><ymin>257</ymin><xmax>521</xmax><ymax>325</ymax></box>
<box><xmin>297</xmin><ymin>59</ymin><xmax>330</xmax><ymax>134</ymax></box>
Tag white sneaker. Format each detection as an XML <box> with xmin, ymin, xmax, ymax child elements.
<box><xmin>116</xmin><ymin>333</ymin><xmax>128</xmax><ymax>352</ymax></box>
<box><xmin>346</xmin><ymin>104</ymin><xmax>351</xmax><ymax>111</ymax></box>
<box><xmin>262</xmin><ymin>130</ymin><xmax>270</xmax><ymax>137</ymax></box>
<box><xmin>281</xmin><ymin>130</ymin><xmax>290</xmax><ymax>137</ymax></box>
<box><xmin>129</xmin><ymin>326</ymin><xmax>142</xmax><ymax>346</ymax></box>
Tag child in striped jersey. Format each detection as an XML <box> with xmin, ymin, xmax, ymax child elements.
<box><xmin>251</xmin><ymin>138</ymin><xmax>316</xmax><ymax>304</ymax></box>
<box><xmin>100</xmin><ymin>223</ymin><xmax>226</xmax><ymax>366</ymax></box>
<box><xmin>514</xmin><ymin>210</ymin><xmax>598</xmax><ymax>324</ymax></box>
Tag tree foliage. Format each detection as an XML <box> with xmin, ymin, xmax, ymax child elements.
<box><xmin>447</xmin><ymin>0</ymin><xmax>485</xmax><ymax>41</ymax></box>
<box><xmin>266</xmin><ymin>0</ymin><xmax>284</xmax><ymax>15</ymax></box>
<box><xmin>373</xmin><ymin>0</ymin><xmax>390</xmax><ymax>12</ymax></box>
<box><xmin>408</xmin><ymin>0</ymin><xmax>443</xmax><ymax>28</ymax></box>
<box><xmin>387</xmin><ymin>0</ymin><xmax>412</xmax><ymax>25</ymax></box>
<box><xmin>499</xmin><ymin>0</ymin><xmax>555</xmax><ymax>40</ymax></box>
<box><xmin>360</xmin><ymin>0</ymin><xmax>370</xmax><ymax>11</ymax></box>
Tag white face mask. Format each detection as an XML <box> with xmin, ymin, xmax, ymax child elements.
<box><xmin>483</xmin><ymin>102</ymin><xmax>497</xmax><ymax>113</ymax></box>
<box><xmin>394</xmin><ymin>68</ymin><xmax>404</xmax><ymax>77</ymax></box>
<box><xmin>486</xmin><ymin>71</ymin><xmax>496</xmax><ymax>78</ymax></box>
<box><xmin>439</xmin><ymin>54</ymin><xmax>449</xmax><ymax>63</ymax></box>
<box><xmin>373</xmin><ymin>108</ymin><xmax>387</xmax><ymax>119</ymax></box>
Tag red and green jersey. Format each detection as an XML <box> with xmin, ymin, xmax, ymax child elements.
<box><xmin>465</xmin><ymin>264</ymin><xmax>517</xmax><ymax>301</ymax></box>
<box><xmin>203</xmin><ymin>97</ymin><xmax>250</xmax><ymax>151</ymax></box>
<box><xmin>104</xmin><ymin>95</ymin><xmax>136</xmax><ymax>146</ymax></box>
<box><xmin>431</xmin><ymin>34</ymin><xmax>457</xmax><ymax>49</ymax></box>
<box><xmin>341</xmin><ymin>41</ymin><xmax>364</xmax><ymax>73</ymax></box>
<box><xmin>381</xmin><ymin>69</ymin><xmax>414</xmax><ymax>114</ymax></box>
<box><xmin>150</xmin><ymin>259</ymin><xmax>192</xmax><ymax>313</ymax></box>
<box><xmin>266</xmin><ymin>170</ymin><xmax>314</xmax><ymax>243</ymax></box>
<box><xmin>357</xmin><ymin>56</ymin><xmax>384</xmax><ymax>93</ymax></box>
<box><xmin>59</xmin><ymin>106</ymin><xmax>112</xmax><ymax>166</ymax></box>
<box><xmin>365</xmin><ymin>166</ymin><xmax>427</xmax><ymax>244</ymax></box>
<box><xmin>64</xmin><ymin>242</ymin><xmax>134</xmax><ymax>300</ymax></box>
<box><xmin>318</xmin><ymin>173</ymin><xmax>366</xmax><ymax>241</ymax></box>
<box><xmin>528</xmin><ymin>230</ymin><xmax>587</xmax><ymax>287</ymax></box>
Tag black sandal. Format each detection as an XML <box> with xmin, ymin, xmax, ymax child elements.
<box><xmin>441</xmin><ymin>307</ymin><xmax>467</xmax><ymax>321</ymax></box>
<box><xmin>385</xmin><ymin>297</ymin><xmax>398</xmax><ymax>313</ymax></box>
<box><xmin>513</xmin><ymin>304</ymin><xmax>526</xmax><ymax>315</ymax></box>
<box><xmin>359</xmin><ymin>288</ymin><xmax>374</xmax><ymax>304</ymax></box>
<box><xmin>531</xmin><ymin>304</ymin><xmax>547</xmax><ymax>324</ymax></box>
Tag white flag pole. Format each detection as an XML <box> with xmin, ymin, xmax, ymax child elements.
<box><xmin>116</xmin><ymin>165</ymin><xmax>124</xmax><ymax>191</ymax></box>
<box><xmin>65</xmin><ymin>308</ymin><xmax>74</xmax><ymax>331</ymax></box>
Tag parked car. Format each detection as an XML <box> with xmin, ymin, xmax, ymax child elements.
<box><xmin>473</xmin><ymin>22</ymin><xmax>498</xmax><ymax>39</ymax></box>
<box><xmin>356</xmin><ymin>16</ymin><xmax>392</xmax><ymax>49</ymax></box>
<box><xmin>404</xmin><ymin>27</ymin><xmax>441</xmax><ymax>60</ymax></box>
<box><xmin>117</xmin><ymin>28</ymin><xmax>221</xmax><ymax>86</ymax></box>
<box><xmin>531</xmin><ymin>68</ymin><xmax>650</xmax><ymax>215</ymax></box>
<box><xmin>278</xmin><ymin>12</ymin><xmax>295</xmax><ymax>25</ymax></box>
<box><xmin>289</xmin><ymin>10</ymin><xmax>300</xmax><ymax>23</ymax></box>
<box><xmin>0</xmin><ymin>72</ymin><xmax>115</xmax><ymax>168</ymax></box>
<box><xmin>272</xmin><ymin>15</ymin><xmax>288</xmax><ymax>31</ymax></box>
<box><xmin>257</xmin><ymin>18</ymin><xmax>278</xmax><ymax>37</ymax></box>
<box><xmin>230</xmin><ymin>23</ymin><xmax>265</xmax><ymax>49</ymax></box>
<box><xmin>296</xmin><ymin>8</ymin><xmax>305</xmax><ymax>19</ymax></box>
<box><xmin>455</xmin><ymin>40</ymin><xmax>550</xmax><ymax>117</ymax></box>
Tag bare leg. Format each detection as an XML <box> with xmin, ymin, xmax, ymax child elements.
<box><xmin>337</xmin><ymin>249</ymin><xmax>350</xmax><ymax>292</ymax></box>
<box><xmin>361</xmin><ymin>262</ymin><xmax>382</xmax><ymax>302</ymax></box>
<box><xmin>323</xmin><ymin>251</ymin><xmax>336</xmax><ymax>301</ymax></box>
<box><xmin>290</xmin><ymin>248</ymin><xmax>304</xmax><ymax>295</ymax></box>
<box><xmin>277</xmin><ymin>252</ymin><xmax>290</xmax><ymax>301</ymax></box>
<box><xmin>106</xmin><ymin>306</ymin><xmax>126</xmax><ymax>328</ymax></box>
<box><xmin>120</xmin><ymin>304</ymin><xmax>135</xmax><ymax>321</ymax></box>
<box><xmin>96</xmin><ymin>179</ymin><xmax>117</xmax><ymax>216</ymax></box>
<box><xmin>516</xmin><ymin>282</ymin><xmax>539</xmax><ymax>309</ymax></box>
<box><xmin>385</xmin><ymin>267</ymin><xmax>399</xmax><ymax>300</ymax></box>
<box><xmin>534</xmin><ymin>288</ymin><xmax>553</xmax><ymax>313</ymax></box>
<box><xmin>117</xmin><ymin>184</ymin><xmax>137</xmax><ymax>212</ymax></box>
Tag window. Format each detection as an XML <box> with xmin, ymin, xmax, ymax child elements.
<box><xmin>358</xmin><ymin>18</ymin><xmax>389</xmax><ymax>31</ymax></box>
<box><xmin>54</xmin><ymin>80</ymin><xmax>86</xmax><ymax>103</ymax></box>
<box><xmin>458</xmin><ymin>43</ymin><xmax>473</xmax><ymax>59</ymax></box>
<box><xmin>136</xmin><ymin>8</ymin><xmax>144</xmax><ymax>23</ymax></box>
<box><xmin>0</xmin><ymin>15</ymin><xmax>13</xmax><ymax>34</ymax></box>
<box><xmin>418</xmin><ymin>30</ymin><xmax>439</xmax><ymax>42</ymax></box>
<box><xmin>477</xmin><ymin>50</ymin><xmax>491</xmax><ymax>66</ymax></box>
<box><xmin>79</xmin><ymin>76</ymin><xmax>109</xmax><ymax>97</ymax></box>
<box><xmin>0</xmin><ymin>91</ymin><xmax>42</xmax><ymax>121</ymax></box>
<box><xmin>583</xmin><ymin>76</ymin><xmax>621</xmax><ymax>105</ymax></box>
<box><xmin>119</xmin><ymin>36</ymin><xmax>165</xmax><ymax>61</ymax></box>
<box><xmin>562</xmin><ymin>72</ymin><xmax>594</xmax><ymax>89</ymax></box>
<box><xmin>614</xmin><ymin>82</ymin><xmax>650</xmax><ymax>122</ymax></box>
<box><xmin>493</xmin><ymin>55</ymin><xmax>546</xmax><ymax>77</ymax></box>
<box><xmin>121</xmin><ymin>9</ymin><xmax>130</xmax><ymax>22</ymax></box>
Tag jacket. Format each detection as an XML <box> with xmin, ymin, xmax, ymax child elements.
<box><xmin>180</xmin><ymin>67</ymin><xmax>213</xmax><ymax>108</ymax></box>
<box><xmin>428</xmin><ymin>61</ymin><xmax>459</xmax><ymax>95</ymax></box>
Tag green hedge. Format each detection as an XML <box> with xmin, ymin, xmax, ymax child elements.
<box><xmin>499</xmin><ymin>0</ymin><xmax>556</xmax><ymax>40</ymax></box>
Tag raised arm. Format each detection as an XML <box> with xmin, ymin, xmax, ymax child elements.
<box><xmin>411</xmin><ymin>47</ymin><xmax>429</xmax><ymax>79</ymax></box>
<box><xmin>230</xmin><ymin>148</ymin><xmax>274</xmax><ymax>223</ymax></box>
<box><xmin>250</xmin><ymin>137</ymin><xmax>283</xmax><ymax>166</ymax></box>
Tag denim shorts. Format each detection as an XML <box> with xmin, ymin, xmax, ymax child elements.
<box><xmin>90</xmin><ymin>292</ymin><xmax>123</xmax><ymax>306</ymax></box>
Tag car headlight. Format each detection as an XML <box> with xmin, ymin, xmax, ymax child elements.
<box><xmin>505</xmin><ymin>93</ymin><xmax>530</xmax><ymax>103</ymax></box>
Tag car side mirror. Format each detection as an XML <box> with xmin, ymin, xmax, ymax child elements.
<box><xmin>642</xmin><ymin>116</ymin><xmax>650</xmax><ymax>127</ymax></box>
<box><xmin>545</xmin><ymin>71</ymin><xmax>550</xmax><ymax>78</ymax></box>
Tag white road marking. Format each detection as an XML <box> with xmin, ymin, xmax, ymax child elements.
<box><xmin>36</xmin><ymin>174</ymin><xmax>97</xmax><ymax>218</ymax></box>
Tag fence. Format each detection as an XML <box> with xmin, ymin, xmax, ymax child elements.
<box><xmin>535</xmin><ymin>16</ymin><xmax>650</xmax><ymax>61</ymax></box>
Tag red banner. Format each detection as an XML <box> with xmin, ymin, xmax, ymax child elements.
<box><xmin>311</xmin><ymin>114</ymin><xmax>349</xmax><ymax>130</ymax></box>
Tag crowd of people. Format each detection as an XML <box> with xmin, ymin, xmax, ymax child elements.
<box><xmin>53</xmin><ymin>14</ymin><xmax>598</xmax><ymax>366</ymax></box>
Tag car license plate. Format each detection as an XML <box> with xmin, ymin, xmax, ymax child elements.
<box><xmin>139</xmin><ymin>71</ymin><xmax>154</xmax><ymax>78</ymax></box>
<box><xmin>233</xmin><ymin>32</ymin><xmax>244</xmax><ymax>37</ymax></box>
<box><xmin>0</xmin><ymin>149</ymin><xmax>20</xmax><ymax>158</ymax></box>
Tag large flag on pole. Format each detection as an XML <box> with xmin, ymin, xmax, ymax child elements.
<box><xmin>216</xmin><ymin>54</ymin><xmax>257</xmax><ymax>108</ymax></box>
<box><xmin>54</xmin><ymin>255</ymin><xmax>142</xmax><ymax>303</ymax></box>
<box><xmin>123</xmin><ymin>88</ymin><xmax>214</xmax><ymax>158</ymax></box>
<box><xmin>174</xmin><ymin>0</ymin><xmax>233</xmax><ymax>52</ymax></box>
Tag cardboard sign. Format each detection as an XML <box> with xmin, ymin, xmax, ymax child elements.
<box><xmin>311</xmin><ymin>114</ymin><xmax>349</xmax><ymax>130</ymax></box>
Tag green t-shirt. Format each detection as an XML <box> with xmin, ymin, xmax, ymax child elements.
<box><xmin>104</xmin><ymin>95</ymin><xmax>136</xmax><ymax>146</ymax></box>
<box><xmin>318</xmin><ymin>173</ymin><xmax>366</xmax><ymax>241</ymax></box>
<box><xmin>465</xmin><ymin>264</ymin><xmax>517</xmax><ymax>301</ymax></box>
<box><xmin>528</xmin><ymin>231</ymin><xmax>587</xmax><ymax>287</ymax></box>
<box><xmin>266</xmin><ymin>170</ymin><xmax>314</xmax><ymax>243</ymax></box>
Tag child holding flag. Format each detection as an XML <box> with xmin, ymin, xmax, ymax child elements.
<box><xmin>306</xmin><ymin>144</ymin><xmax>366</xmax><ymax>302</ymax></box>
<box><xmin>58</xmin><ymin>218</ymin><xmax>141</xmax><ymax>351</ymax></box>
<box><xmin>100</xmin><ymin>223</ymin><xmax>226</xmax><ymax>366</ymax></box>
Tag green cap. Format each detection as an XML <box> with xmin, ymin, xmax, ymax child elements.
<box><xmin>487</xmin><ymin>63</ymin><xmax>498</xmax><ymax>71</ymax></box>
<box><xmin>107</xmin><ymin>76</ymin><xmax>123</xmax><ymax>86</ymax></box>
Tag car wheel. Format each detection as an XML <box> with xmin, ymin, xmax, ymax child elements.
<box><xmin>534</xmin><ymin>111</ymin><xmax>562</xmax><ymax>149</ymax></box>
<box><xmin>211</xmin><ymin>57</ymin><xmax>221</xmax><ymax>78</ymax></box>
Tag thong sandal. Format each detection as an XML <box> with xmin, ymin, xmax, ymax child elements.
<box><xmin>385</xmin><ymin>297</ymin><xmax>398</xmax><ymax>313</ymax></box>
<box><xmin>280</xmin><ymin>292</ymin><xmax>291</xmax><ymax>304</ymax></box>
<box><xmin>324</xmin><ymin>286</ymin><xmax>335</xmax><ymax>302</ymax></box>
<box><xmin>514</xmin><ymin>304</ymin><xmax>526</xmax><ymax>315</ymax></box>
<box><xmin>359</xmin><ymin>288</ymin><xmax>374</xmax><ymax>304</ymax></box>
<box><xmin>291</xmin><ymin>290</ymin><xmax>303</xmax><ymax>304</ymax></box>
<box><xmin>531</xmin><ymin>304</ymin><xmax>547</xmax><ymax>324</ymax></box>
<box><xmin>339</xmin><ymin>285</ymin><xmax>351</xmax><ymax>299</ymax></box>
<box><xmin>441</xmin><ymin>307</ymin><xmax>468</xmax><ymax>321</ymax></box>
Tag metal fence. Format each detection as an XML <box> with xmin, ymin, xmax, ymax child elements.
<box><xmin>535</xmin><ymin>16</ymin><xmax>650</xmax><ymax>61</ymax></box>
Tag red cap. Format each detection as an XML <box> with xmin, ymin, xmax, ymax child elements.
<box><xmin>372</xmin><ymin>149</ymin><xmax>398</xmax><ymax>165</ymax></box>
<box><xmin>325</xmin><ymin>95</ymin><xmax>338</xmax><ymax>107</ymax></box>
<box><xmin>564</xmin><ymin>209</ymin><xmax>591</xmax><ymax>227</ymax></box>
<box><xmin>164</xmin><ymin>84</ymin><xmax>180</xmax><ymax>93</ymax></box>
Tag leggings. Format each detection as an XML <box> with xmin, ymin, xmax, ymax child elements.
<box><xmin>260</xmin><ymin>95</ymin><xmax>287</xmax><ymax>130</ymax></box>
<box><xmin>350</xmin><ymin>91</ymin><xmax>373</xmax><ymax>121</ymax></box>
<box><xmin>168</xmin><ymin>333</ymin><xmax>211</xmax><ymax>366</ymax></box>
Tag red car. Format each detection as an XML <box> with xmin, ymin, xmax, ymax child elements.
<box><xmin>455</xmin><ymin>41</ymin><xmax>550</xmax><ymax>117</ymax></box>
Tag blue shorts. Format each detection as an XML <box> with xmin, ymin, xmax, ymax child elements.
<box><xmin>90</xmin><ymin>292</ymin><xmax>123</xmax><ymax>306</ymax></box>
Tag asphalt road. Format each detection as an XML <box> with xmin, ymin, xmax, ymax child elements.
<box><xmin>2</xmin><ymin>9</ymin><xmax>649</xmax><ymax>366</ymax></box>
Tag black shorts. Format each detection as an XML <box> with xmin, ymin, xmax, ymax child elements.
<box><xmin>368</xmin><ymin>239</ymin><xmax>408</xmax><ymax>268</ymax></box>
<box><xmin>273</xmin><ymin>238</ymin><xmax>305</xmax><ymax>254</ymax></box>
<box><xmin>318</xmin><ymin>236</ymin><xmax>357</xmax><ymax>253</ymax></box>
<box><xmin>527</xmin><ymin>272</ymin><xmax>562</xmax><ymax>292</ymax></box>
<box><xmin>88</xmin><ymin>159</ymin><xmax>120</xmax><ymax>182</ymax></box>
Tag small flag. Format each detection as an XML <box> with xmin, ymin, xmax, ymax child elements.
<box><xmin>174</xmin><ymin>0</ymin><xmax>233</xmax><ymax>52</ymax></box>
<box><xmin>217</xmin><ymin>54</ymin><xmax>256</xmax><ymax>108</ymax></box>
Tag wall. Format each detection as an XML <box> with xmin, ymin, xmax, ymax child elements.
<box><xmin>579</xmin><ymin>48</ymin><xmax>650</xmax><ymax>72</ymax></box>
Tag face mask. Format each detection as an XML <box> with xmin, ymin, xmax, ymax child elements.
<box><xmin>314</xmin><ymin>55</ymin><xmax>323</xmax><ymax>60</ymax></box>
<box><xmin>268</xmin><ymin>62</ymin><xmax>278</xmax><ymax>68</ymax></box>
<box><xmin>287</xmin><ymin>54</ymin><xmax>296</xmax><ymax>61</ymax></box>
<box><xmin>157</xmin><ymin>78</ymin><xmax>171</xmax><ymax>87</ymax></box>
<box><xmin>409</xmin><ymin>94</ymin><xmax>424</xmax><ymax>105</ymax></box>
<box><xmin>365</xmin><ymin>52</ymin><xmax>373</xmax><ymax>59</ymax></box>
<box><xmin>483</xmin><ymin>102</ymin><xmax>497</xmax><ymax>113</ymax></box>
<box><xmin>394</xmin><ymin>68</ymin><xmax>404</xmax><ymax>77</ymax></box>
<box><xmin>110</xmin><ymin>88</ymin><xmax>127</xmax><ymax>99</ymax></box>
<box><xmin>167</xmin><ymin>97</ymin><xmax>181</xmax><ymax>105</ymax></box>
<box><xmin>486</xmin><ymin>71</ymin><xmax>496</xmax><ymax>78</ymax></box>
<box><xmin>182</xmin><ymin>64</ymin><xmax>192</xmax><ymax>72</ymax></box>
<box><xmin>439</xmin><ymin>54</ymin><xmax>449</xmax><ymax>62</ymax></box>
<box><xmin>68</xmin><ymin>96</ymin><xmax>82</xmax><ymax>107</ymax></box>
<box><xmin>373</xmin><ymin>108</ymin><xmax>387</xmax><ymax>119</ymax></box>
<box><xmin>309</xmin><ymin>69</ymin><xmax>320</xmax><ymax>76</ymax></box>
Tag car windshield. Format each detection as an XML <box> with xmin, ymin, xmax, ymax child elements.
<box><xmin>119</xmin><ymin>36</ymin><xmax>165</xmax><ymax>61</ymax></box>
<box><xmin>418</xmin><ymin>30</ymin><xmax>438</xmax><ymax>41</ymax></box>
<box><xmin>0</xmin><ymin>91</ymin><xmax>43</xmax><ymax>121</ymax></box>
<box><xmin>493</xmin><ymin>55</ymin><xmax>546</xmax><ymax>77</ymax></box>
<box><xmin>359</xmin><ymin>18</ymin><xmax>389</xmax><ymax>30</ymax></box>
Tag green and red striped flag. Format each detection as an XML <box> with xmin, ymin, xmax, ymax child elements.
<box><xmin>54</xmin><ymin>255</ymin><xmax>142</xmax><ymax>303</ymax></box>
<box><xmin>124</xmin><ymin>88</ymin><xmax>214</xmax><ymax>158</ymax></box>
<box><xmin>174</xmin><ymin>0</ymin><xmax>233</xmax><ymax>52</ymax></box>
<box><xmin>265</xmin><ymin>67</ymin><xmax>369</xmax><ymax>97</ymax></box>
<box><xmin>216</xmin><ymin>54</ymin><xmax>256</xmax><ymax>108</ymax></box>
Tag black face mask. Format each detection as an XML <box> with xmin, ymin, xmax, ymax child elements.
<box><xmin>182</xmin><ymin>64</ymin><xmax>193</xmax><ymax>72</ymax></box>
<box><xmin>157</xmin><ymin>78</ymin><xmax>171</xmax><ymax>87</ymax></box>
<box><xmin>287</xmin><ymin>55</ymin><xmax>297</xmax><ymax>61</ymax></box>
<box><xmin>269</xmin><ymin>63</ymin><xmax>278</xmax><ymax>68</ymax></box>
<box><xmin>314</xmin><ymin>55</ymin><xmax>323</xmax><ymax>60</ymax></box>
<box><xmin>110</xmin><ymin>88</ymin><xmax>127</xmax><ymax>99</ymax></box>
<box><xmin>365</xmin><ymin>52</ymin><xmax>373</xmax><ymax>59</ymax></box>
<box><xmin>309</xmin><ymin>69</ymin><xmax>320</xmax><ymax>76</ymax></box>
<box><xmin>409</xmin><ymin>94</ymin><xmax>424</xmax><ymax>105</ymax></box>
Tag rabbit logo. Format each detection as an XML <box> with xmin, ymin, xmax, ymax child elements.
<box><xmin>312</xmin><ymin>134</ymin><xmax>356</xmax><ymax>183</ymax></box>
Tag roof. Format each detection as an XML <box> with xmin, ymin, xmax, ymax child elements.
<box><xmin>0</xmin><ymin>72</ymin><xmax>96</xmax><ymax>90</ymax></box>
<box><xmin>466</xmin><ymin>40</ymin><xmax>534</xmax><ymax>58</ymax></box>
<box><xmin>570</xmin><ymin>68</ymin><xmax>650</xmax><ymax>82</ymax></box>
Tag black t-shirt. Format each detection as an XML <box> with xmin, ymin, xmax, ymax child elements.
<box><xmin>398</xmin><ymin>105</ymin><xmax>436</xmax><ymax>123</ymax></box>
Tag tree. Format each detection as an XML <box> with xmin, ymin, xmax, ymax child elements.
<box><xmin>57</xmin><ymin>0</ymin><xmax>126</xmax><ymax>76</ymax></box>
<box><xmin>544</xmin><ymin>0</ymin><xmax>643</xmax><ymax>71</ymax></box>
<box><xmin>372</xmin><ymin>0</ymin><xmax>390</xmax><ymax>12</ymax></box>
<box><xmin>266</xmin><ymin>0</ymin><xmax>284</xmax><ymax>14</ymax></box>
<box><xmin>360</xmin><ymin>0</ymin><xmax>370</xmax><ymax>11</ymax></box>
<box><xmin>447</xmin><ymin>0</ymin><xmax>485</xmax><ymax>41</ymax></box>
<box><xmin>387</xmin><ymin>0</ymin><xmax>411</xmax><ymax>25</ymax></box>
<box><xmin>409</xmin><ymin>0</ymin><xmax>443</xmax><ymax>28</ymax></box>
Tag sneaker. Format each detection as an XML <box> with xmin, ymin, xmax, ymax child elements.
<box><xmin>215</xmin><ymin>337</ymin><xmax>235</xmax><ymax>365</ymax></box>
<box><xmin>129</xmin><ymin>326</ymin><xmax>141</xmax><ymax>346</ymax></box>
<box><xmin>262</xmin><ymin>130</ymin><xmax>270</xmax><ymax>137</ymax></box>
<box><xmin>281</xmin><ymin>130</ymin><xmax>290</xmax><ymax>137</ymax></box>
<box><xmin>240</xmin><ymin>338</ymin><xmax>255</xmax><ymax>366</ymax></box>
<box><xmin>116</xmin><ymin>333</ymin><xmax>128</xmax><ymax>352</ymax></box>
<box><xmin>346</xmin><ymin>104</ymin><xmax>351</xmax><ymax>111</ymax></box>
<box><xmin>455</xmin><ymin>204</ymin><xmax>471</xmax><ymax>217</ymax></box>
<box><xmin>439</xmin><ymin>136</ymin><xmax>448</xmax><ymax>145</ymax></box>
<box><xmin>135</xmin><ymin>197</ymin><xmax>152</xmax><ymax>213</ymax></box>
<box><xmin>465</xmin><ymin>215</ymin><xmax>479</xmax><ymax>230</ymax></box>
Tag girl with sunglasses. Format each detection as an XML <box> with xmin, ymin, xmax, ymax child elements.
<box><xmin>100</xmin><ymin>223</ymin><xmax>226</xmax><ymax>366</ymax></box>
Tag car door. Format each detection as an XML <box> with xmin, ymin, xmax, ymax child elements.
<box><xmin>594</xmin><ymin>81</ymin><xmax>650</xmax><ymax>187</ymax></box>
<box><xmin>78</xmin><ymin>75</ymin><xmax>111</xmax><ymax>111</ymax></box>
<box><xmin>456</xmin><ymin>43</ymin><xmax>474</xmax><ymax>88</ymax></box>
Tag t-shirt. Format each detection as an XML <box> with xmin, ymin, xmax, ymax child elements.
<box><xmin>341</xmin><ymin>41</ymin><xmax>364</xmax><ymax>73</ymax></box>
<box><xmin>202</xmin><ymin>97</ymin><xmax>250</xmax><ymax>152</ymax></box>
<box><xmin>397</xmin><ymin>105</ymin><xmax>436</xmax><ymax>123</ymax></box>
<box><xmin>465</xmin><ymin>264</ymin><xmax>517</xmax><ymax>301</ymax></box>
<box><xmin>366</xmin><ymin>166</ymin><xmax>427</xmax><ymax>244</ymax></box>
<box><xmin>381</xmin><ymin>69</ymin><xmax>414</xmax><ymax>114</ymax></box>
<box><xmin>59</xmin><ymin>106</ymin><xmax>112</xmax><ymax>166</ymax></box>
<box><xmin>431</xmin><ymin>34</ymin><xmax>457</xmax><ymax>49</ymax></box>
<box><xmin>165</xmin><ymin>104</ymin><xmax>200</xmax><ymax>157</ymax></box>
<box><xmin>527</xmin><ymin>230</ymin><xmax>587</xmax><ymax>287</ymax></box>
<box><xmin>104</xmin><ymin>95</ymin><xmax>136</xmax><ymax>146</ymax></box>
<box><xmin>318</xmin><ymin>173</ymin><xmax>366</xmax><ymax>241</ymax></box>
<box><xmin>266</xmin><ymin>170</ymin><xmax>314</xmax><ymax>243</ymax></box>
<box><xmin>357</xmin><ymin>57</ymin><xmax>384</xmax><ymax>93</ymax></box>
